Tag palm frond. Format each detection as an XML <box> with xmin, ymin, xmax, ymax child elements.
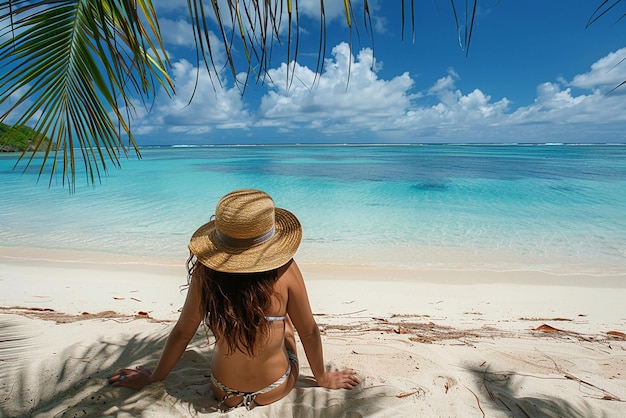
<box><xmin>450</xmin><ymin>0</ymin><xmax>477</xmax><ymax>56</ymax></box>
<box><xmin>0</xmin><ymin>0</ymin><xmax>172</xmax><ymax>190</ymax></box>
<box><xmin>587</xmin><ymin>0</ymin><xmax>624</xmax><ymax>27</ymax></box>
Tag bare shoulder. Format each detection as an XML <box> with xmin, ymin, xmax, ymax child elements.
<box><xmin>278</xmin><ymin>259</ymin><xmax>311</xmax><ymax>302</ymax></box>
<box><xmin>277</xmin><ymin>259</ymin><xmax>304</xmax><ymax>286</ymax></box>
<box><xmin>281</xmin><ymin>259</ymin><xmax>316</xmax><ymax>332</ymax></box>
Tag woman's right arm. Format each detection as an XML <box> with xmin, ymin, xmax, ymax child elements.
<box><xmin>109</xmin><ymin>276</ymin><xmax>204</xmax><ymax>390</ymax></box>
<box><xmin>284</xmin><ymin>260</ymin><xmax>359</xmax><ymax>390</ymax></box>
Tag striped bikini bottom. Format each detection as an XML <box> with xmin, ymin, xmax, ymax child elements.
<box><xmin>211</xmin><ymin>350</ymin><xmax>299</xmax><ymax>412</ymax></box>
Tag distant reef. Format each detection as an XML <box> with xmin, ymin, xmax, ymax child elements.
<box><xmin>0</xmin><ymin>122</ymin><xmax>51</xmax><ymax>152</ymax></box>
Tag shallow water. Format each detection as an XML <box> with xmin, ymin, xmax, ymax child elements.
<box><xmin>2</xmin><ymin>144</ymin><xmax>625</xmax><ymax>274</ymax></box>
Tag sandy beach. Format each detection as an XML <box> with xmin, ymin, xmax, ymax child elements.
<box><xmin>1</xmin><ymin>248</ymin><xmax>625</xmax><ymax>417</ymax></box>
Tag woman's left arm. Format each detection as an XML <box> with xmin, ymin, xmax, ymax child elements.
<box><xmin>109</xmin><ymin>277</ymin><xmax>204</xmax><ymax>390</ymax></box>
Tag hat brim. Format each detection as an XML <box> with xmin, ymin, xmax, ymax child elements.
<box><xmin>188</xmin><ymin>208</ymin><xmax>302</xmax><ymax>273</ymax></box>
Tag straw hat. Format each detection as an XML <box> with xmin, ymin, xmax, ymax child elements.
<box><xmin>189</xmin><ymin>189</ymin><xmax>302</xmax><ymax>273</ymax></box>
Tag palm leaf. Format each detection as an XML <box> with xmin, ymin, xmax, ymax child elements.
<box><xmin>0</xmin><ymin>0</ymin><xmax>172</xmax><ymax>190</ymax></box>
<box><xmin>587</xmin><ymin>0</ymin><xmax>625</xmax><ymax>27</ymax></box>
<box><xmin>450</xmin><ymin>0</ymin><xmax>477</xmax><ymax>56</ymax></box>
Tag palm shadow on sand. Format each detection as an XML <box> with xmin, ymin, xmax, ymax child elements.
<box><xmin>1</xmin><ymin>314</ymin><xmax>172</xmax><ymax>417</ymax></box>
<box><xmin>469</xmin><ymin>365</ymin><xmax>612</xmax><ymax>418</ymax></box>
<box><xmin>0</xmin><ymin>315</ymin><xmax>385</xmax><ymax>417</ymax></box>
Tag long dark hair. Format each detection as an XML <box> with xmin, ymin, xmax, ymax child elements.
<box><xmin>187</xmin><ymin>255</ymin><xmax>279</xmax><ymax>356</ymax></box>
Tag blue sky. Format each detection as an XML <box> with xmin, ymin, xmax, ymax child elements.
<box><xmin>132</xmin><ymin>2</ymin><xmax>626</xmax><ymax>144</ymax></box>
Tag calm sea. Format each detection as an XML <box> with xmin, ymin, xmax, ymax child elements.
<box><xmin>1</xmin><ymin>144</ymin><xmax>625</xmax><ymax>275</ymax></box>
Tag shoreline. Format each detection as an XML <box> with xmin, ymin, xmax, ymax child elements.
<box><xmin>3</xmin><ymin>245</ymin><xmax>625</xmax><ymax>279</ymax></box>
<box><xmin>2</xmin><ymin>247</ymin><xmax>625</xmax><ymax>329</ymax></box>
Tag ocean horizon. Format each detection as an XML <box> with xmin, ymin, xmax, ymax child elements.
<box><xmin>2</xmin><ymin>144</ymin><xmax>625</xmax><ymax>276</ymax></box>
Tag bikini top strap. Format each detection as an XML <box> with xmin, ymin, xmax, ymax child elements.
<box><xmin>266</xmin><ymin>315</ymin><xmax>286</xmax><ymax>322</ymax></box>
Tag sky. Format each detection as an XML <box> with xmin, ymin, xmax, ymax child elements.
<box><xmin>13</xmin><ymin>1</ymin><xmax>626</xmax><ymax>145</ymax></box>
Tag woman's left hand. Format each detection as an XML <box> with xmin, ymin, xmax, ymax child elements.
<box><xmin>108</xmin><ymin>366</ymin><xmax>153</xmax><ymax>390</ymax></box>
<box><xmin>317</xmin><ymin>369</ymin><xmax>360</xmax><ymax>390</ymax></box>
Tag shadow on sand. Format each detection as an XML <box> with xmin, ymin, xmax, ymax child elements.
<box><xmin>0</xmin><ymin>314</ymin><xmax>386</xmax><ymax>417</ymax></box>
<box><xmin>1</xmin><ymin>315</ymin><xmax>171</xmax><ymax>417</ymax></box>
<box><xmin>468</xmin><ymin>365</ymin><xmax>611</xmax><ymax>418</ymax></box>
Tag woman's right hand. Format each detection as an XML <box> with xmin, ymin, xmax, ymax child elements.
<box><xmin>317</xmin><ymin>369</ymin><xmax>360</xmax><ymax>389</ymax></box>
<box><xmin>108</xmin><ymin>365</ymin><xmax>153</xmax><ymax>390</ymax></box>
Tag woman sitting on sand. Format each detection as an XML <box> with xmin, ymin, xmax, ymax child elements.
<box><xmin>108</xmin><ymin>189</ymin><xmax>359</xmax><ymax>411</ymax></box>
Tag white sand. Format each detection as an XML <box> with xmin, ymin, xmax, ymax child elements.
<box><xmin>1</xmin><ymin>248</ymin><xmax>625</xmax><ymax>417</ymax></box>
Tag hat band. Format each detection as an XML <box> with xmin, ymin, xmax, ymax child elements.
<box><xmin>216</xmin><ymin>225</ymin><xmax>276</xmax><ymax>248</ymax></box>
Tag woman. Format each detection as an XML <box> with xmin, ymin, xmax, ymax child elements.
<box><xmin>108</xmin><ymin>189</ymin><xmax>359</xmax><ymax>411</ymax></box>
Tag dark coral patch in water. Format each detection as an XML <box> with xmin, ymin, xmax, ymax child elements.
<box><xmin>411</xmin><ymin>182</ymin><xmax>448</xmax><ymax>191</ymax></box>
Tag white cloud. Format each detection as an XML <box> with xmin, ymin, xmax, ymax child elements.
<box><xmin>535</xmin><ymin>83</ymin><xmax>585</xmax><ymax>108</ymax></box>
<box><xmin>258</xmin><ymin>42</ymin><xmax>413</xmax><ymax>134</ymax></box>
<box><xmin>570</xmin><ymin>47</ymin><xmax>626</xmax><ymax>90</ymax></box>
<box><xmin>398</xmin><ymin>79</ymin><xmax>511</xmax><ymax>133</ymax></box>
<box><xmin>417</xmin><ymin>68</ymin><xmax>512</xmax><ymax>127</ymax></box>
<box><xmin>159</xmin><ymin>18</ymin><xmax>196</xmax><ymax>48</ymax></box>
<box><xmin>252</xmin><ymin>44</ymin><xmax>626</xmax><ymax>142</ymax></box>
<box><xmin>428</xmin><ymin>69</ymin><xmax>459</xmax><ymax>95</ymax></box>
<box><xmin>133</xmin><ymin>59</ymin><xmax>251</xmax><ymax>136</ymax></box>
<box><xmin>504</xmin><ymin>51</ymin><xmax>626</xmax><ymax>131</ymax></box>
<box><xmin>510</xmin><ymin>83</ymin><xmax>626</xmax><ymax>126</ymax></box>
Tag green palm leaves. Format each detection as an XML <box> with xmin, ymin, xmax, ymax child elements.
<box><xmin>0</xmin><ymin>0</ymin><xmax>171</xmax><ymax>189</ymax></box>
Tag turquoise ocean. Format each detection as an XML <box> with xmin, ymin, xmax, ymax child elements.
<box><xmin>1</xmin><ymin>144</ymin><xmax>625</xmax><ymax>275</ymax></box>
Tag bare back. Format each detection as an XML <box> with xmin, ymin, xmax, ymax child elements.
<box><xmin>208</xmin><ymin>259</ymin><xmax>315</xmax><ymax>405</ymax></box>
